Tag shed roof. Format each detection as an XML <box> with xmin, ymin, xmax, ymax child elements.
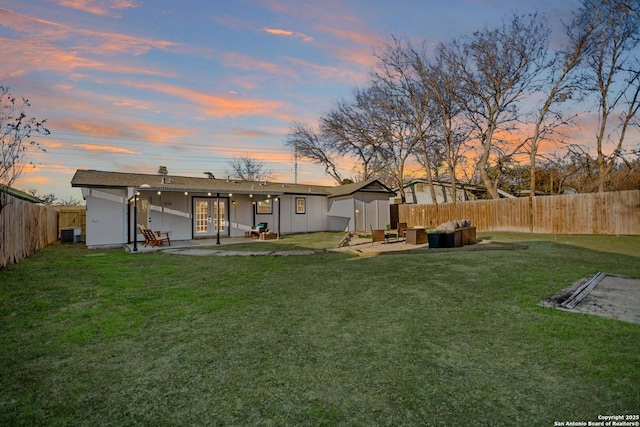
<box><xmin>326</xmin><ymin>179</ymin><xmax>394</xmax><ymax>197</ymax></box>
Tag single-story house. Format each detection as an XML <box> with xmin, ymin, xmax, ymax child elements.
<box><xmin>393</xmin><ymin>179</ymin><xmax>479</xmax><ymax>205</ymax></box>
<box><xmin>71</xmin><ymin>169</ymin><xmax>395</xmax><ymax>248</ymax></box>
<box><xmin>392</xmin><ymin>178</ymin><xmax>518</xmax><ymax>205</ymax></box>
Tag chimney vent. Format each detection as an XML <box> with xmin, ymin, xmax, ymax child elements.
<box><xmin>158</xmin><ymin>166</ymin><xmax>168</xmax><ymax>175</ymax></box>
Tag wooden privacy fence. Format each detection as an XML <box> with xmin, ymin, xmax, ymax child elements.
<box><xmin>399</xmin><ymin>189</ymin><xmax>640</xmax><ymax>235</ymax></box>
<box><xmin>50</xmin><ymin>205</ymin><xmax>86</xmax><ymax>238</ymax></box>
<box><xmin>0</xmin><ymin>192</ymin><xmax>59</xmax><ymax>269</ymax></box>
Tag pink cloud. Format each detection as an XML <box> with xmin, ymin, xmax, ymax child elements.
<box><xmin>0</xmin><ymin>7</ymin><xmax>179</xmax><ymax>58</ymax></box>
<box><xmin>0</xmin><ymin>37</ymin><xmax>170</xmax><ymax>79</ymax></box>
<box><xmin>317</xmin><ymin>25</ymin><xmax>378</xmax><ymax>46</ymax></box>
<box><xmin>74</xmin><ymin>143</ymin><xmax>138</xmax><ymax>154</ymax></box>
<box><xmin>264</xmin><ymin>27</ymin><xmax>313</xmax><ymax>42</ymax></box>
<box><xmin>53</xmin><ymin>117</ymin><xmax>195</xmax><ymax>143</ymax></box>
<box><xmin>230</xmin><ymin>128</ymin><xmax>277</xmax><ymax>138</ymax></box>
<box><xmin>48</xmin><ymin>0</ymin><xmax>140</xmax><ymax>17</ymax></box>
<box><xmin>221</xmin><ymin>52</ymin><xmax>297</xmax><ymax>79</ymax></box>
<box><xmin>0</xmin><ymin>7</ymin><xmax>70</xmax><ymax>41</ymax></box>
<box><xmin>129</xmin><ymin>81</ymin><xmax>293</xmax><ymax>120</ymax></box>
<box><xmin>17</xmin><ymin>174</ymin><xmax>52</xmax><ymax>185</ymax></box>
<box><xmin>284</xmin><ymin>56</ymin><xmax>366</xmax><ymax>85</ymax></box>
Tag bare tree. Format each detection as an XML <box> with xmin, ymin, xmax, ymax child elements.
<box><xmin>526</xmin><ymin>7</ymin><xmax>595</xmax><ymax>196</ymax></box>
<box><xmin>226</xmin><ymin>156</ymin><xmax>274</xmax><ymax>181</ymax></box>
<box><xmin>453</xmin><ymin>14</ymin><xmax>550</xmax><ymax>198</ymax></box>
<box><xmin>417</xmin><ymin>42</ymin><xmax>472</xmax><ymax>204</ymax></box>
<box><xmin>353</xmin><ymin>85</ymin><xmax>420</xmax><ymax>200</ymax></box>
<box><xmin>55</xmin><ymin>194</ymin><xmax>82</xmax><ymax>206</ymax></box>
<box><xmin>28</xmin><ymin>189</ymin><xmax>55</xmax><ymax>204</ymax></box>
<box><xmin>1</xmin><ymin>86</ymin><xmax>49</xmax><ymax>188</ymax></box>
<box><xmin>578</xmin><ymin>0</ymin><xmax>640</xmax><ymax>192</ymax></box>
<box><xmin>285</xmin><ymin>122</ymin><xmax>344</xmax><ymax>184</ymax></box>
<box><xmin>369</xmin><ymin>36</ymin><xmax>435</xmax><ymax>202</ymax></box>
<box><xmin>320</xmin><ymin>98</ymin><xmax>384</xmax><ymax>182</ymax></box>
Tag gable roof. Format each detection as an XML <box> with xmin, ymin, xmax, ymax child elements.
<box><xmin>327</xmin><ymin>179</ymin><xmax>395</xmax><ymax>197</ymax></box>
<box><xmin>0</xmin><ymin>185</ymin><xmax>43</xmax><ymax>203</ymax></box>
<box><xmin>71</xmin><ymin>169</ymin><xmax>394</xmax><ymax>197</ymax></box>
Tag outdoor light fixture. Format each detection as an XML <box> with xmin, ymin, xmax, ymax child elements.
<box><xmin>249</xmin><ymin>194</ymin><xmax>253</xmax><ymax>198</ymax></box>
<box><xmin>157</xmin><ymin>191</ymin><xmax>161</xmax><ymax>195</ymax></box>
<box><xmin>184</xmin><ymin>192</ymin><xmax>188</xmax><ymax>195</ymax></box>
<box><xmin>228</xmin><ymin>193</ymin><xmax>232</xmax><ymax>197</ymax></box>
<box><xmin>267</xmin><ymin>194</ymin><xmax>271</xmax><ymax>198</ymax></box>
<box><xmin>207</xmin><ymin>192</ymin><xmax>211</xmax><ymax>196</ymax></box>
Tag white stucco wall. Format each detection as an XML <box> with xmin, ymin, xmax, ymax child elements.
<box><xmin>279</xmin><ymin>194</ymin><xmax>328</xmax><ymax>234</ymax></box>
<box><xmin>327</xmin><ymin>198</ymin><xmax>354</xmax><ymax>232</ymax></box>
<box><xmin>83</xmin><ymin>188</ymin><xmax>128</xmax><ymax>248</ymax></box>
<box><xmin>145</xmin><ymin>192</ymin><xmax>192</xmax><ymax>241</ymax></box>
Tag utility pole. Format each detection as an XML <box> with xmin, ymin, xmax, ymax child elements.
<box><xmin>294</xmin><ymin>143</ymin><xmax>298</xmax><ymax>184</ymax></box>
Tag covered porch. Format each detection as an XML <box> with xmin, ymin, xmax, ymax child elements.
<box><xmin>128</xmin><ymin>187</ymin><xmax>283</xmax><ymax>244</ymax></box>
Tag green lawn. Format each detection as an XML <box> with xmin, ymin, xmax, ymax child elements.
<box><xmin>1</xmin><ymin>232</ymin><xmax>639</xmax><ymax>426</ymax></box>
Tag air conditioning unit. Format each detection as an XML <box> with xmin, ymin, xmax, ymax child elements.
<box><xmin>61</xmin><ymin>227</ymin><xmax>82</xmax><ymax>243</ymax></box>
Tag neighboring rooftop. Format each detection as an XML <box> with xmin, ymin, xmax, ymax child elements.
<box><xmin>0</xmin><ymin>185</ymin><xmax>43</xmax><ymax>203</ymax></box>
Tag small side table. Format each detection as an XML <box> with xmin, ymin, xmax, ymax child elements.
<box><xmin>405</xmin><ymin>228</ymin><xmax>427</xmax><ymax>244</ymax></box>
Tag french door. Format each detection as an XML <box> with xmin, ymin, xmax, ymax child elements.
<box><xmin>193</xmin><ymin>197</ymin><xmax>226</xmax><ymax>238</ymax></box>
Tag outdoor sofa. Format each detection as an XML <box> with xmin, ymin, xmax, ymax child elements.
<box><xmin>435</xmin><ymin>219</ymin><xmax>477</xmax><ymax>248</ymax></box>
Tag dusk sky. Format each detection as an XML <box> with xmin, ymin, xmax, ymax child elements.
<box><xmin>1</xmin><ymin>0</ymin><xmax>582</xmax><ymax>200</ymax></box>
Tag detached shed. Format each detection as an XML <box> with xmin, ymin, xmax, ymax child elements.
<box><xmin>327</xmin><ymin>180</ymin><xmax>395</xmax><ymax>232</ymax></box>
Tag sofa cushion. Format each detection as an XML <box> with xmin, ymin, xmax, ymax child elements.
<box><xmin>436</xmin><ymin>220</ymin><xmax>458</xmax><ymax>231</ymax></box>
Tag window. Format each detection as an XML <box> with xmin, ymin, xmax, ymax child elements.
<box><xmin>256</xmin><ymin>199</ymin><xmax>272</xmax><ymax>214</ymax></box>
<box><xmin>296</xmin><ymin>197</ymin><xmax>306</xmax><ymax>214</ymax></box>
<box><xmin>195</xmin><ymin>200</ymin><xmax>209</xmax><ymax>233</ymax></box>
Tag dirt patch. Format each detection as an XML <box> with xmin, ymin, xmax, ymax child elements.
<box><xmin>338</xmin><ymin>236</ymin><xmax>526</xmax><ymax>255</ymax></box>
<box><xmin>541</xmin><ymin>273</ymin><xmax>640</xmax><ymax>325</ymax></box>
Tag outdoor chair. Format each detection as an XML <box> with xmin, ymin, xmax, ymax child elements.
<box><xmin>138</xmin><ymin>225</ymin><xmax>151</xmax><ymax>246</ymax></box>
<box><xmin>250</xmin><ymin>222</ymin><xmax>268</xmax><ymax>237</ymax></box>
<box><xmin>370</xmin><ymin>225</ymin><xmax>386</xmax><ymax>245</ymax></box>
<box><xmin>141</xmin><ymin>228</ymin><xmax>171</xmax><ymax>247</ymax></box>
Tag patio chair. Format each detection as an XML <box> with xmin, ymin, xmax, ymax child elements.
<box><xmin>138</xmin><ymin>225</ymin><xmax>151</xmax><ymax>246</ymax></box>
<box><xmin>370</xmin><ymin>225</ymin><xmax>386</xmax><ymax>245</ymax></box>
<box><xmin>250</xmin><ymin>222</ymin><xmax>268</xmax><ymax>238</ymax></box>
<box><xmin>398</xmin><ymin>222</ymin><xmax>407</xmax><ymax>240</ymax></box>
<box><xmin>141</xmin><ymin>228</ymin><xmax>171</xmax><ymax>247</ymax></box>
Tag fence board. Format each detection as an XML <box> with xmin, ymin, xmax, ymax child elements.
<box><xmin>0</xmin><ymin>192</ymin><xmax>59</xmax><ymax>269</ymax></box>
<box><xmin>399</xmin><ymin>190</ymin><xmax>640</xmax><ymax>235</ymax></box>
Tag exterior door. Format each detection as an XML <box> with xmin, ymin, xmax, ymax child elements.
<box><xmin>194</xmin><ymin>197</ymin><xmax>225</xmax><ymax>238</ymax></box>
